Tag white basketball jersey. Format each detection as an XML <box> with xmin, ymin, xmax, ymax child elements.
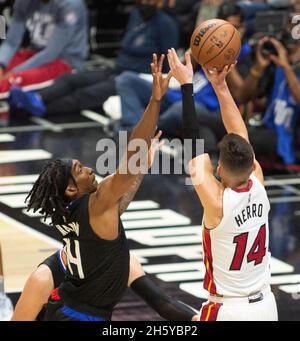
<box><xmin>202</xmin><ymin>174</ymin><xmax>271</xmax><ymax>297</ymax></box>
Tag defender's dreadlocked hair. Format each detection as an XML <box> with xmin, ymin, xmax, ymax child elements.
<box><xmin>26</xmin><ymin>159</ymin><xmax>73</xmax><ymax>225</ymax></box>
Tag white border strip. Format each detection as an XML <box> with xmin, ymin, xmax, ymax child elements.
<box><xmin>0</xmin><ymin>122</ymin><xmax>99</xmax><ymax>133</ymax></box>
<box><xmin>0</xmin><ymin>194</ymin><xmax>27</xmax><ymax>208</ymax></box>
<box><xmin>0</xmin><ymin>150</ymin><xmax>52</xmax><ymax>164</ymax></box>
<box><xmin>0</xmin><ymin>134</ymin><xmax>15</xmax><ymax>143</ymax></box>
<box><xmin>0</xmin><ymin>175</ymin><xmax>38</xmax><ymax>185</ymax></box>
<box><xmin>0</xmin><ymin>184</ymin><xmax>33</xmax><ymax>194</ymax></box>
<box><xmin>30</xmin><ymin>117</ymin><xmax>63</xmax><ymax>133</ymax></box>
<box><xmin>270</xmin><ymin>196</ymin><xmax>300</xmax><ymax>204</ymax></box>
<box><xmin>81</xmin><ymin>110</ymin><xmax>110</xmax><ymax>127</ymax></box>
<box><xmin>265</xmin><ymin>178</ymin><xmax>300</xmax><ymax>186</ymax></box>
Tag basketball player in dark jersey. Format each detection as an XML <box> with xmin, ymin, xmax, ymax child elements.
<box><xmin>11</xmin><ymin>249</ymin><xmax>197</xmax><ymax>321</ymax></box>
<box><xmin>24</xmin><ymin>55</ymin><xmax>185</xmax><ymax>321</ymax></box>
<box><xmin>12</xmin><ymin>132</ymin><xmax>196</xmax><ymax>321</ymax></box>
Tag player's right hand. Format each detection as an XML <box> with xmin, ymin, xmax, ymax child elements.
<box><xmin>203</xmin><ymin>63</ymin><xmax>236</xmax><ymax>88</ymax></box>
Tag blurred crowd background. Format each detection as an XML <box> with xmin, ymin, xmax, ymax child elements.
<box><xmin>0</xmin><ymin>0</ymin><xmax>300</xmax><ymax>173</ymax></box>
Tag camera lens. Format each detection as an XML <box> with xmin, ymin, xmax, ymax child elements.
<box><xmin>261</xmin><ymin>41</ymin><xmax>278</xmax><ymax>57</ymax></box>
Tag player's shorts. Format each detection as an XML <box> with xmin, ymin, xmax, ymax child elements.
<box><xmin>36</xmin><ymin>249</ymin><xmax>66</xmax><ymax>321</ymax></box>
<box><xmin>199</xmin><ymin>286</ymin><xmax>278</xmax><ymax>321</ymax></box>
<box><xmin>45</xmin><ymin>288</ymin><xmax>111</xmax><ymax>321</ymax></box>
<box><xmin>39</xmin><ymin>248</ymin><xmax>66</xmax><ymax>288</ymax></box>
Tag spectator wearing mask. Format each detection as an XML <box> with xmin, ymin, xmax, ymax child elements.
<box><xmin>237</xmin><ymin>37</ymin><xmax>300</xmax><ymax>168</ymax></box>
<box><xmin>162</xmin><ymin>0</ymin><xmax>201</xmax><ymax>48</ymax></box>
<box><xmin>0</xmin><ymin>0</ymin><xmax>88</xmax><ymax>99</ymax></box>
<box><xmin>8</xmin><ymin>0</ymin><xmax>179</xmax><ymax>117</ymax></box>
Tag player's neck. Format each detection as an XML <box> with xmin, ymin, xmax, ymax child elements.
<box><xmin>230</xmin><ymin>178</ymin><xmax>250</xmax><ymax>190</ymax></box>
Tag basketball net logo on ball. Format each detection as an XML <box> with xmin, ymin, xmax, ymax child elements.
<box><xmin>191</xmin><ymin>19</ymin><xmax>241</xmax><ymax>71</ymax></box>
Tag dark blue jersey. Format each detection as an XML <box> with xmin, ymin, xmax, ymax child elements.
<box><xmin>55</xmin><ymin>194</ymin><xmax>130</xmax><ymax>318</ymax></box>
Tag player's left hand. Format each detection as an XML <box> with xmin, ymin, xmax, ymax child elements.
<box><xmin>167</xmin><ymin>48</ymin><xmax>194</xmax><ymax>85</ymax></box>
<box><xmin>151</xmin><ymin>54</ymin><xmax>172</xmax><ymax>101</ymax></box>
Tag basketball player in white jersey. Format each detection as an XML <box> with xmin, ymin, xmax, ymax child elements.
<box><xmin>167</xmin><ymin>48</ymin><xmax>278</xmax><ymax>321</ymax></box>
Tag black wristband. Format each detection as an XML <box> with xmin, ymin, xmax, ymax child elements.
<box><xmin>181</xmin><ymin>83</ymin><xmax>199</xmax><ymax>135</ymax></box>
<box><xmin>131</xmin><ymin>275</ymin><xmax>196</xmax><ymax>321</ymax></box>
<box><xmin>181</xmin><ymin>83</ymin><xmax>200</xmax><ymax>142</ymax></box>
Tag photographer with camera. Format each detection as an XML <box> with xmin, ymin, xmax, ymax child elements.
<box><xmin>228</xmin><ymin>1</ymin><xmax>300</xmax><ymax>170</ymax></box>
<box><xmin>264</xmin><ymin>37</ymin><xmax>300</xmax><ymax>168</ymax></box>
<box><xmin>235</xmin><ymin>33</ymin><xmax>300</xmax><ymax>170</ymax></box>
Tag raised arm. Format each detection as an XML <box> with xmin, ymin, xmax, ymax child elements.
<box><xmin>203</xmin><ymin>65</ymin><xmax>264</xmax><ymax>183</ymax></box>
<box><xmin>166</xmin><ymin>48</ymin><xmax>199</xmax><ymax>160</ymax></box>
<box><xmin>98</xmin><ymin>54</ymin><xmax>172</xmax><ymax>208</ymax></box>
<box><xmin>118</xmin><ymin>131</ymin><xmax>164</xmax><ymax>215</ymax></box>
<box><xmin>167</xmin><ymin>48</ymin><xmax>224</xmax><ymax>226</ymax></box>
<box><xmin>203</xmin><ymin>65</ymin><xmax>249</xmax><ymax>141</ymax></box>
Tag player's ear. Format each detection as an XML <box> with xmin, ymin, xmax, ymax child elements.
<box><xmin>65</xmin><ymin>183</ymin><xmax>78</xmax><ymax>199</ymax></box>
<box><xmin>253</xmin><ymin>162</ymin><xmax>256</xmax><ymax>172</ymax></box>
<box><xmin>217</xmin><ymin>164</ymin><xmax>221</xmax><ymax>177</ymax></box>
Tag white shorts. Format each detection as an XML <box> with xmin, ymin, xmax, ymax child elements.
<box><xmin>199</xmin><ymin>287</ymin><xmax>278</xmax><ymax>321</ymax></box>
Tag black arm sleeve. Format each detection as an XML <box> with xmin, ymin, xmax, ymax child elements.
<box><xmin>181</xmin><ymin>83</ymin><xmax>203</xmax><ymax>160</ymax></box>
<box><xmin>130</xmin><ymin>275</ymin><xmax>197</xmax><ymax>321</ymax></box>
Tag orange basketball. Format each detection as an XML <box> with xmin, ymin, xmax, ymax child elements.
<box><xmin>190</xmin><ymin>19</ymin><xmax>241</xmax><ymax>70</ymax></box>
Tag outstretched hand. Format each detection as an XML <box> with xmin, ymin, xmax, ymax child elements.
<box><xmin>203</xmin><ymin>63</ymin><xmax>236</xmax><ymax>88</ymax></box>
<box><xmin>151</xmin><ymin>54</ymin><xmax>172</xmax><ymax>101</ymax></box>
<box><xmin>167</xmin><ymin>48</ymin><xmax>194</xmax><ymax>85</ymax></box>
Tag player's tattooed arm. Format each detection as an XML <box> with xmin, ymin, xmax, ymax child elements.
<box><xmin>102</xmin><ymin>55</ymin><xmax>171</xmax><ymax>207</ymax></box>
<box><xmin>118</xmin><ymin>131</ymin><xmax>164</xmax><ymax>216</ymax></box>
<box><xmin>118</xmin><ymin>174</ymin><xmax>145</xmax><ymax>216</ymax></box>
